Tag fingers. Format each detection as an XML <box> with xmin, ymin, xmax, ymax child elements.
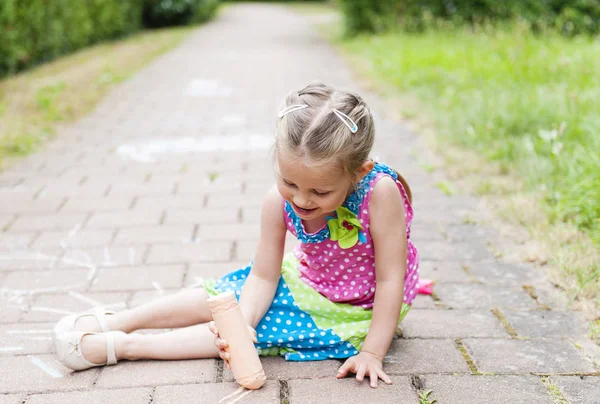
<box><xmin>337</xmin><ymin>360</ymin><xmax>353</xmax><ymax>379</ymax></box>
<box><xmin>369</xmin><ymin>370</ymin><xmax>378</xmax><ymax>388</ymax></box>
<box><xmin>248</xmin><ymin>327</ymin><xmax>258</xmax><ymax>343</ymax></box>
<box><xmin>378</xmin><ymin>369</ymin><xmax>393</xmax><ymax>385</ymax></box>
<box><xmin>355</xmin><ymin>363</ymin><xmax>367</xmax><ymax>382</ymax></box>
<box><xmin>208</xmin><ymin>321</ymin><xmax>216</xmax><ymax>335</ymax></box>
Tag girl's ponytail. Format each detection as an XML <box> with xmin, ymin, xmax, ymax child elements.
<box><xmin>393</xmin><ymin>169</ymin><xmax>412</xmax><ymax>204</ymax></box>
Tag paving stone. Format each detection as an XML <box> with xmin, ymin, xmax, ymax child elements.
<box><xmin>177</xmin><ymin>179</ymin><xmax>242</xmax><ymax>195</ymax></box>
<box><xmin>434</xmin><ymin>283</ymin><xmax>537</xmax><ymax>309</ymax></box>
<box><xmin>2</xmin><ymin>269</ymin><xmax>90</xmax><ymax>291</ymax></box>
<box><xmin>418</xmin><ymin>260</ymin><xmax>471</xmax><ymax>283</ymax></box>
<box><xmin>164</xmin><ymin>208</ymin><xmax>238</xmax><ymax>225</ymax></box>
<box><xmin>60</xmin><ymin>197</ymin><xmax>133</xmax><ymax>213</ymax></box>
<box><xmin>154</xmin><ymin>381</ymin><xmax>279</xmax><ymax>404</ymax></box>
<box><xmin>133</xmin><ymin>194</ymin><xmax>205</xmax><ymax>211</ymax></box>
<box><xmin>0</xmin><ymin>304</ymin><xmax>22</xmax><ymax>323</ymax></box>
<box><xmin>503</xmin><ymin>310</ymin><xmax>587</xmax><ymax>338</ymax></box>
<box><xmin>385</xmin><ymin>339</ymin><xmax>469</xmax><ymax>374</ymax></box>
<box><xmin>552</xmin><ymin>376</ymin><xmax>600</xmax><ymax>404</ymax></box>
<box><xmin>463</xmin><ymin>339</ymin><xmax>595</xmax><ymax>373</ymax></box>
<box><xmin>95</xmin><ymin>359</ymin><xmax>217</xmax><ymax>388</ymax></box>
<box><xmin>107</xmin><ymin>183</ymin><xmax>176</xmax><ymax>196</ymax></box>
<box><xmin>288</xmin><ymin>377</ymin><xmax>417</xmax><ymax>403</ymax></box>
<box><xmin>0</xmin><ymin>323</ymin><xmax>54</xmax><ymax>356</ymax></box>
<box><xmin>401</xmin><ymin>309</ymin><xmax>507</xmax><ymax>338</ymax></box>
<box><xmin>86</xmin><ymin>210</ymin><xmax>162</xmax><ymax>229</ymax></box>
<box><xmin>32</xmin><ymin>229</ymin><xmax>114</xmax><ymax>249</ymax></box>
<box><xmin>1</xmin><ymin>215</ymin><xmax>15</xmax><ymax>229</ymax></box>
<box><xmin>23</xmin><ymin>292</ymin><xmax>129</xmax><ymax>322</ymax></box>
<box><xmin>236</xmin><ymin>237</ymin><xmax>299</xmax><ymax>262</ymax></box>
<box><xmin>146</xmin><ymin>242</ymin><xmax>232</xmax><ymax>264</ymax></box>
<box><xmin>0</xmin><ymin>197</ymin><xmax>64</xmax><ymax>214</ymax></box>
<box><xmin>90</xmin><ymin>265</ymin><xmax>185</xmax><ymax>291</ymax></box>
<box><xmin>0</xmin><ymin>248</ymin><xmax>64</xmax><ymax>271</ymax></box>
<box><xmin>9</xmin><ymin>214</ymin><xmax>88</xmax><ymax>232</ymax></box>
<box><xmin>196</xmin><ymin>223</ymin><xmax>259</xmax><ymax>241</ymax></box>
<box><xmin>37</xmin><ymin>183</ymin><xmax>109</xmax><ymax>198</ymax></box>
<box><xmin>0</xmin><ymin>355</ymin><xmax>98</xmax><ymax>393</ymax></box>
<box><xmin>186</xmin><ymin>261</ymin><xmax>249</xmax><ymax>286</ymax></box>
<box><xmin>425</xmin><ymin>375</ymin><xmax>553</xmax><ymax>404</ymax></box>
<box><xmin>114</xmin><ymin>225</ymin><xmax>194</xmax><ymax>245</ymax></box>
<box><xmin>26</xmin><ymin>388</ymin><xmax>153</xmax><ymax>404</ymax></box>
<box><xmin>0</xmin><ymin>232</ymin><xmax>36</xmax><ymax>249</ymax></box>
<box><xmin>205</xmin><ymin>192</ymin><xmax>264</xmax><ymax>208</ymax></box>
<box><xmin>0</xmin><ymin>394</ymin><xmax>24</xmax><ymax>404</ymax></box>
<box><xmin>241</xmin><ymin>208</ymin><xmax>261</xmax><ymax>225</ymax></box>
<box><xmin>410</xmin><ymin>294</ymin><xmax>437</xmax><ymax>308</ymax></box>
<box><xmin>224</xmin><ymin>356</ymin><xmax>341</xmax><ymax>382</ymax></box>
<box><xmin>416</xmin><ymin>240</ymin><xmax>494</xmax><ymax>261</ymax></box>
<box><xmin>466</xmin><ymin>261</ymin><xmax>538</xmax><ymax>286</ymax></box>
<box><xmin>59</xmin><ymin>246</ymin><xmax>148</xmax><ymax>268</ymax></box>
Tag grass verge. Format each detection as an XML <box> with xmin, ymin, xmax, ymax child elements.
<box><xmin>292</xmin><ymin>4</ymin><xmax>600</xmax><ymax>338</ymax></box>
<box><xmin>0</xmin><ymin>26</ymin><xmax>194</xmax><ymax>167</ymax></box>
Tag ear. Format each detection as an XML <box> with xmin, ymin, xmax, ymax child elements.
<box><xmin>356</xmin><ymin>160</ymin><xmax>374</xmax><ymax>181</ymax></box>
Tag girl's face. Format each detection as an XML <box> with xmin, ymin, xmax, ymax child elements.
<box><xmin>276</xmin><ymin>150</ymin><xmax>354</xmax><ymax>221</ymax></box>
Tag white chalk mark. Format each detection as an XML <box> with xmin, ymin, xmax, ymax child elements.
<box><xmin>228</xmin><ymin>389</ymin><xmax>252</xmax><ymax>404</ymax></box>
<box><xmin>6</xmin><ymin>329</ymin><xmax>52</xmax><ymax>335</ymax></box>
<box><xmin>152</xmin><ymin>282</ymin><xmax>165</xmax><ymax>296</ymax></box>
<box><xmin>25</xmin><ymin>336</ymin><xmax>53</xmax><ymax>341</ymax></box>
<box><xmin>28</xmin><ymin>356</ymin><xmax>64</xmax><ymax>378</ymax></box>
<box><xmin>0</xmin><ymin>346</ymin><xmax>23</xmax><ymax>352</ymax></box>
<box><xmin>187</xmin><ymin>276</ymin><xmax>205</xmax><ymax>289</ymax></box>
<box><xmin>30</xmin><ymin>307</ymin><xmax>75</xmax><ymax>315</ymax></box>
<box><xmin>67</xmin><ymin>224</ymin><xmax>81</xmax><ymax>240</ymax></box>
<box><xmin>102</xmin><ymin>301</ymin><xmax>127</xmax><ymax>310</ymax></box>
<box><xmin>103</xmin><ymin>247</ymin><xmax>117</xmax><ymax>267</ymax></box>
<box><xmin>68</xmin><ymin>291</ymin><xmax>102</xmax><ymax>307</ymax></box>
<box><xmin>219</xmin><ymin>386</ymin><xmax>245</xmax><ymax>403</ymax></box>
<box><xmin>129</xmin><ymin>248</ymin><xmax>136</xmax><ymax>265</ymax></box>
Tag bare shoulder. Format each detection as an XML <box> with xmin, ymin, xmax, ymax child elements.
<box><xmin>261</xmin><ymin>185</ymin><xmax>286</xmax><ymax>230</ymax></box>
<box><xmin>370</xmin><ymin>176</ymin><xmax>406</xmax><ymax>232</ymax></box>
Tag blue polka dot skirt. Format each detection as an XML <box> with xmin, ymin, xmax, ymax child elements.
<box><xmin>204</xmin><ymin>263</ymin><xmax>361</xmax><ymax>361</ymax></box>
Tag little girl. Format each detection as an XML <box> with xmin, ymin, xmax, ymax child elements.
<box><xmin>53</xmin><ymin>82</ymin><xmax>419</xmax><ymax>388</ymax></box>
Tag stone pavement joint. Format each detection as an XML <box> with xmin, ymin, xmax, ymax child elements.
<box><xmin>0</xmin><ymin>3</ymin><xmax>598</xmax><ymax>403</ymax></box>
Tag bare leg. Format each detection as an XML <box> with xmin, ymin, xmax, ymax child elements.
<box><xmin>75</xmin><ymin>288</ymin><xmax>212</xmax><ymax>334</ymax></box>
<box><xmin>81</xmin><ymin>323</ymin><xmax>219</xmax><ymax>363</ymax></box>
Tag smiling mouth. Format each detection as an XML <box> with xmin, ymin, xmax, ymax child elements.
<box><xmin>293</xmin><ymin>203</ymin><xmax>317</xmax><ymax>215</ymax></box>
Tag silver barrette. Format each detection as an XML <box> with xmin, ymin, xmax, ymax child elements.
<box><xmin>332</xmin><ymin>109</ymin><xmax>358</xmax><ymax>133</ymax></box>
<box><xmin>278</xmin><ymin>104</ymin><xmax>308</xmax><ymax>118</ymax></box>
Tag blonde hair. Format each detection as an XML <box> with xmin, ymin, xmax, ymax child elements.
<box><xmin>275</xmin><ymin>82</ymin><xmax>412</xmax><ymax>203</ymax></box>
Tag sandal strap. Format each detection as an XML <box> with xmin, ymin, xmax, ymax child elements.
<box><xmin>93</xmin><ymin>308</ymin><xmax>115</xmax><ymax>333</ymax></box>
<box><xmin>105</xmin><ymin>332</ymin><xmax>118</xmax><ymax>366</ymax></box>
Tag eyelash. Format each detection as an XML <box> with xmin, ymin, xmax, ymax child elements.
<box><xmin>283</xmin><ymin>180</ymin><xmax>331</xmax><ymax>197</ymax></box>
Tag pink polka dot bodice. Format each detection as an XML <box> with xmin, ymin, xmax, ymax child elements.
<box><xmin>283</xmin><ymin>167</ymin><xmax>419</xmax><ymax>309</ymax></box>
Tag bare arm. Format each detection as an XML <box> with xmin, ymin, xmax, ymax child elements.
<box><xmin>361</xmin><ymin>176</ymin><xmax>407</xmax><ymax>360</ymax></box>
<box><xmin>238</xmin><ymin>185</ymin><xmax>287</xmax><ymax>328</ymax></box>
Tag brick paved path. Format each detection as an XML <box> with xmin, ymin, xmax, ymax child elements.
<box><xmin>1</xmin><ymin>4</ymin><xmax>598</xmax><ymax>403</ymax></box>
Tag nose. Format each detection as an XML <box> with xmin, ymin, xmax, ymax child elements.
<box><xmin>293</xmin><ymin>193</ymin><xmax>311</xmax><ymax>208</ymax></box>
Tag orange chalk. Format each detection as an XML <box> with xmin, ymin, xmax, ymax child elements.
<box><xmin>208</xmin><ymin>291</ymin><xmax>266</xmax><ymax>390</ymax></box>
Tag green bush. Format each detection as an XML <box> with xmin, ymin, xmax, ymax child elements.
<box><xmin>0</xmin><ymin>0</ymin><xmax>144</xmax><ymax>76</ymax></box>
<box><xmin>338</xmin><ymin>0</ymin><xmax>600</xmax><ymax>36</ymax></box>
<box><xmin>142</xmin><ymin>0</ymin><xmax>219</xmax><ymax>28</ymax></box>
<box><xmin>0</xmin><ymin>0</ymin><xmax>220</xmax><ymax>77</ymax></box>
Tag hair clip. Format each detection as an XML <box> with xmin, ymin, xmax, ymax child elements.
<box><xmin>278</xmin><ymin>104</ymin><xmax>308</xmax><ymax>118</ymax></box>
<box><xmin>332</xmin><ymin>109</ymin><xmax>358</xmax><ymax>133</ymax></box>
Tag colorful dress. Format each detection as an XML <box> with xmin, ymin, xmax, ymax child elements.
<box><xmin>204</xmin><ymin>163</ymin><xmax>419</xmax><ymax>361</ymax></box>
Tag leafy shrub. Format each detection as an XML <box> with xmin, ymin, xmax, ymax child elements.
<box><xmin>142</xmin><ymin>0</ymin><xmax>219</xmax><ymax>28</ymax></box>
<box><xmin>338</xmin><ymin>0</ymin><xmax>600</xmax><ymax>36</ymax></box>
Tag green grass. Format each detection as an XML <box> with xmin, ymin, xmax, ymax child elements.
<box><xmin>341</xmin><ymin>27</ymin><xmax>600</xmax><ymax>245</ymax></box>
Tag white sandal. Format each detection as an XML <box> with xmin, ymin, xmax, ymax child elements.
<box><xmin>54</xmin><ymin>330</ymin><xmax>124</xmax><ymax>371</ymax></box>
<box><xmin>53</xmin><ymin>307</ymin><xmax>115</xmax><ymax>339</ymax></box>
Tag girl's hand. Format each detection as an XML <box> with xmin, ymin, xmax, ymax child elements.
<box><xmin>336</xmin><ymin>351</ymin><xmax>392</xmax><ymax>388</ymax></box>
<box><xmin>208</xmin><ymin>321</ymin><xmax>257</xmax><ymax>370</ymax></box>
